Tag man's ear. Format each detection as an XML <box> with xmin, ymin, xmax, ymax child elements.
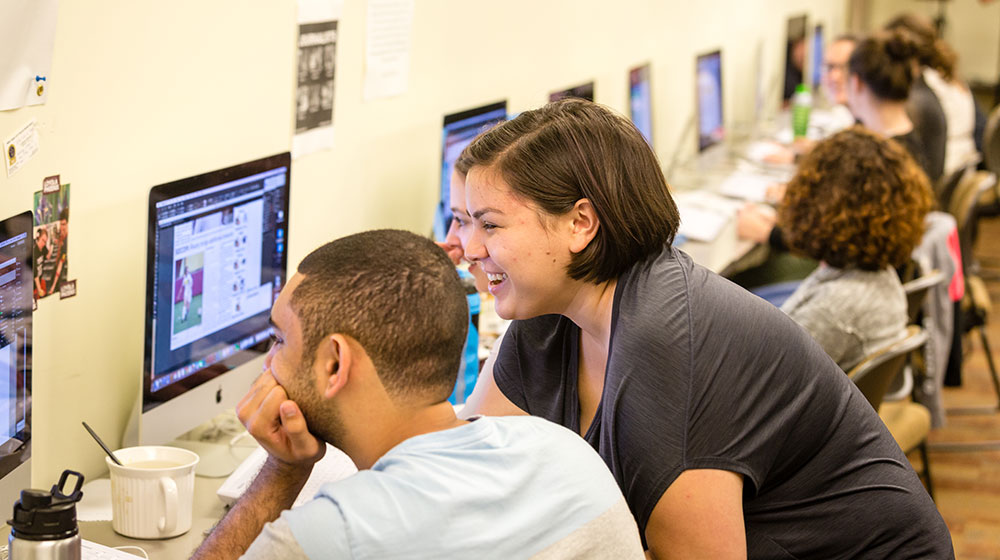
<box><xmin>568</xmin><ymin>198</ymin><xmax>600</xmax><ymax>254</ymax></box>
<box><xmin>315</xmin><ymin>333</ymin><xmax>352</xmax><ymax>399</ymax></box>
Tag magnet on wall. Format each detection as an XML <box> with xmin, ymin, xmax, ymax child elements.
<box><xmin>59</xmin><ymin>279</ymin><xmax>76</xmax><ymax>299</ymax></box>
<box><xmin>42</xmin><ymin>175</ymin><xmax>60</xmax><ymax>194</ymax></box>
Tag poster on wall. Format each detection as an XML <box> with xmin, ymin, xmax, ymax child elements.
<box><xmin>363</xmin><ymin>0</ymin><xmax>414</xmax><ymax>101</ymax></box>
<box><xmin>293</xmin><ymin>0</ymin><xmax>343</xmax><ymax>159</ymax></box>
<box><xmin>31</xmin><ymin>181</ymin><xmax>70</xmax><ymax>301</ymax></box>
<box><xmin>0</xmin><ymin>0</ymin><xmax>58</xmax><ymax>112</ymax></box>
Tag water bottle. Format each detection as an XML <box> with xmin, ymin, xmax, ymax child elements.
<box><xmin>792</xmin><ymin>84</ymin><xmax>812</xmax><ymax>139</ymax></box>
<box><xmin>7</xmin><ymin>470</ymin><xmax>84</xmax><ymax>560</ymax></box>
<box><xmin>450</xmin><ymin>271</ymin><xmax>480</xmax><ymax>405</ymax></box>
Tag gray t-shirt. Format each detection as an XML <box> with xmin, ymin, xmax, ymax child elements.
<box><xmin>494</xmin><ymin>246</ymin><xmax>953</xmax><ymax>558</ymax></box>
<box><xmin>782</xmin><ymin>265</ymin><xmax>907</xmax><ymax>371</ymax></box>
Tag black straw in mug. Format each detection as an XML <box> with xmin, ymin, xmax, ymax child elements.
<box><xmin>82</xmin><ymin>421</ymin><xmax>123</xmax><ymax>466</ymax></box>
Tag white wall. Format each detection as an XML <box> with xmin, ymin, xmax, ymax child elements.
<box><xmin>0</xmin><ymin>0</ymin><xmax>846</xmax><ymax>486</ymax></box>
<box><xmin>867</xmin><ymin>0</ymin><xmax>1000</xmax><ymax>86</ymax></box>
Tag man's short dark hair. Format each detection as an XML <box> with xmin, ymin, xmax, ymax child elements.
<box><xmin>459</xmin><ymin>98</ymin><xmax>679</xmax><ymax>284</ymax></box>
<box><xmin>291</xmin><ymin>229</ymin><xmax>468</xmax><ymax>403</ymax></box>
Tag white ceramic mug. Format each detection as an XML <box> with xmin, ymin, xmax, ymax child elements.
<box><xmin>107</xmin><ymin>446</ymin><xmax>199</xmax><ymax>539</ymax></box>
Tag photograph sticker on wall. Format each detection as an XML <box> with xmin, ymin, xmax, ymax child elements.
<box><xmin>59</xmin><ymin>279</ymin><xmax>77</xmax><ymax>299</ymax></box>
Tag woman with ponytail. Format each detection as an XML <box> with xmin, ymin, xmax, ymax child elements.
<box><xmin>847</xmin><ymin>29</ymin><xmax>943</xmax><ymax>182</ymax></box>
<box><xmin>887</xmin><ymin>13</ymin><xmax>981</xmax><ymax>177</ymax></box>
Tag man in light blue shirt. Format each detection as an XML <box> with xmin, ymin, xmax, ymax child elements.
<box><xmin>191</xmin><ymin>229</ymin><xmax>643</xmax><ymax>560</ymax></box>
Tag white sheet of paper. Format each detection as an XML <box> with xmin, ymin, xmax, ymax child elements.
<box><xmin>363</xmin><ymin>0</ymin><xmax>414</xmax><ymax>101</ymax></box>
<box><xmin>676</xmin><ymin>204</ymin><xmax>729</xmax><ymax>243</ymax></box>
<box><xmin>5</xmin><ymin>119</ymin><xmax>40</xmax><ymax>177</ymax></box>
<box><xmin>673</xmin><ymin>191</ymin><xmax>735</xmax><ymax>243</ymax></box>
<box><xmin>294</xmin><ymin>0</ymin><xmax>343</xmax><ymax>159</ymax></box>
<box><xmin>717</xmin><ymin>172</ymin><xmax>777</xmax><ymax>203</ymax></box>
<box><xmin>0</xmin><ymin>0</ymin><xmax>58</xmax><ymax>111</ymax></box>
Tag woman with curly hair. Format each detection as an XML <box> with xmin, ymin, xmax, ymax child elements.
<box><xmin>779</xmin><ymin>126</ymin><xmax>934</xmax><ymax>370</ymax></box>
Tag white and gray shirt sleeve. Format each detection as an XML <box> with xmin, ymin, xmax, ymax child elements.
<box><xmin>240</xmin><ymin>516</ymin><xmax>310</xmax><ymax>560</ymax></box>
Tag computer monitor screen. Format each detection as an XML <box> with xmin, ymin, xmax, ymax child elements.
<box><xmin>141</xmin><ymin>153</ymin><xmax>290</xmax><ymax>445</ymax></box>
<box><xmin>783</xmin><ymin>14</ymin><xmax>808</xmax><ymax>102</ymax></box>
<box><xmin>0</xmin><ymin>211</ymin><xmax>32</xmax><ymax>509</ymax></box>
<box><xmin>549</xmin><ymin>82</ymin><xmax>595</xmax><ymax>102</ymax></box>
<box><xmin>812</xmin><ymin>24</ymin><xmax>824</xmax><ymax>90</ymax></box>
<box><xmin>435</xmin><ymin>101</ymin><xmax>507</xmax><ymax>242</ymax></box>
<box><xmin>696</xmin><ymin>50</ymin><xmax>724</xmax><ymax>151</ymax></box>
<box><xmin>629</xmin><ymin>64</ymin><xmax>653</xmax><ymax>146</ymax></box>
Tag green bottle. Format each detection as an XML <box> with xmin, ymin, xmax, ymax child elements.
<box><xmin>792</xmin><ymin>84</ymin><xmax>812</xmax><ymax>139</ymax></box>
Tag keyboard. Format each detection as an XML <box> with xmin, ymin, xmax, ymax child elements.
<box><xmin>1</xmin><ymin>539</ymin><xmax>143</xmax><ymax>559</ymax></box>
<box><xmin>217</xmin><ymin>444</ymin><xmax>357</xmax><ymax>508</ymax></box>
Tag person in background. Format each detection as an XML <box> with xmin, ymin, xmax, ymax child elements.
<box><xmin>869</xmin><ymin>19</ymin><xmax>947</xmax><ymax>184</ymax></box>
<box><xmin>438</xmin><ymin>163</ymin><xmax>489</xmax><ymax>293</ymax></box>
<box><xmin>458</xmin><ymin>98</ymin><xmax>954</xmax><ymax>559</ymax></box>
<box><xmin>192</xmin><ymin>229</ymin><xmax>643</xmax><ymax>560</ymax></box>
<box><xmin>779</xmin><ymin>126</ymin><xmax>934</xmax><ymax>370</ymax></box>
<box><xmin>738</xmin><ymin>30</ymin><xmax>935</xmax><ymax>277</ymax></box>
<box><xmin>846</xmin><ymin>30</ymin><xmax>937</xmax><ymax>179</ymax></box>
<box><xmin>887</xmin><ymin>13</ymin><xmax>981</xmax><ymax>180</ymax></box>
<box><xmin>735</xmin><ymin>36</ymin><xmax>859</xmax><ymax>264</ymax></box>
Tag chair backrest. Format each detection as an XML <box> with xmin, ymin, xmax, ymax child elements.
<box><xmin>934</xmin><ymin>164</ymin><xmax>971</xmax><ymax>212</ymax></box>
<box><xmin>983</xmin><ymin>103</ymin><xmax>1000</xmax><ymax>176</ymax></box>
<box><xmin>902</xmin><ymin>269</ymin><xmax>946</xmax><ymax>325</ymax></box>
<box><xmin>847</xmin><ymin>325</ymin><xmax>928</xmax><ymax>412</ymax></box>
<box><xmin>947</xmin><ymin>170</ymin><xmax>997</xmax><ymax>270</ymax></box>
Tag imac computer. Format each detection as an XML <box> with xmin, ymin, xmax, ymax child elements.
<box><xmin>696</xmin><ymin>50</ymin><xmax>724</xmax><ymax>151</ymax></box>
<box><xmin>812</xmin><ymin>24</ymin><xmax>825</xmax><ymax>91</ymax></box>
<box><xmin>435</xmin><ymin>101</ymin><xmax>507</xmax><ymax>242</ymax></box>
<box><xmin>0</xmin><ymin>211</ymin><xmax>32</xmax><ymax>511</ymax></box>
<box><xmin>783</xmin><ymin>14</ymin><xmax>808</xmax><ymax>103</ymax></box>
<box><xmin>549</xmin><ymin>82</ymin><xmax>595</xmax><ymax>103</ymax></box>
<box><xmin>136</xmin><ymin>153</ymin><xmax>290</xmax><ymax>449</ymax></box>
<box><xmin>629</xmin><ymin>64</ymin><xmax>654</xmax><ymax>147</ymax></box>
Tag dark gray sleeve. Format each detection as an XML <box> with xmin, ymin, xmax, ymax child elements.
<box><xmin>906</xmin><ymin>79</ymin><xmax>947</xmax><ymax>182</ymax></box>
<box><xmin>492</xmin><ymin>323</ymin><xmax>530</xmax><ymax>412</ymax></box>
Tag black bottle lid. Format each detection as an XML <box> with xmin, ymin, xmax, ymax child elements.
<box><xmin>7</xmin><ymin>470</ymin><xmax>84</xmax><ymax>541</ymax></box>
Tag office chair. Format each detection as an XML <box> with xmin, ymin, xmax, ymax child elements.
<box><xmin>979</xmin><ymin>104</ymin><xmax>1000</xmax><ymax>215</ymax></box>
<box><xmin>882</xmin><ymin>269</ymin><xmax>946</xmax><ymax>403</ymax></box>
<box><xmin>903</xmin><ymin>269</ymin><xmax>946</xmax><ymax>326</ymax></box>
<box><xmin>982</xmin><ymin>103</ymin><xmax>1000</xmax><ymax>178</ymax></box>
<box><xmin>934</xmin><ymin>164</ymin><xmax>971</xmax><ymax>213</ymax></box>
<box><xmin>848</xmin><ymin>326</ymin><xmax>935</xmax><ymax>498</ymax></box>
<box><xmin>946</xmin><ymin>169</ymin><xmax>1000</xmax><ymax>412</ymax></box>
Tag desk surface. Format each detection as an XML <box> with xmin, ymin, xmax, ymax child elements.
<box><xmin>670</xmin><ymin>140</ymin><xmax>792</xmax><ymax>275</ymax></box>
<box><xmin>79</xmin><ymin>475</ymin><xmax>225</xmax><ymax>559</ymax></box>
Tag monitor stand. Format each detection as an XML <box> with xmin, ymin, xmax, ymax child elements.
<box><xmin>169</xmin><ymin>411</ymin><xmax>260</xmax><ymax>478</ymax></box>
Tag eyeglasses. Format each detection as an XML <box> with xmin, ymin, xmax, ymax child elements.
<box><xmin>824</xmin><ymin>63</ymin><xmax>847</xmax><ymax>73</ymax></box>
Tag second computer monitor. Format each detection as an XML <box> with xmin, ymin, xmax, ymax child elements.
<box><xmin>629</xmin><ymin>64</ymin><xmax>653</xmax><ymax>147</ymax></box>
<box><xmin>140</xmin><ymin>153</ymin><xmax>291</xmax><ymax>445</ymax></box>
<box><xmin>549</xmin><ymin>82</ymin><xmax>595</xmax><ymax>103</ymax></box>
<box><xmin>696</xmin><ymin>50</ymin><xmax>724</xmax><ymax>152</ymax></box>
<box><xmin>812</xmin><ymin>24</ymin><xmax>825</xmax><ymax>91</ymax></box>
<box><xmin>783</xmin><ymin>14</ymin><xmax>808</xmax><ymax>102</ymax></box>
<box><xmin>435</xmin><ymin>101</ymin><xmax>507</xmax><ymax>242</ymax></box>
